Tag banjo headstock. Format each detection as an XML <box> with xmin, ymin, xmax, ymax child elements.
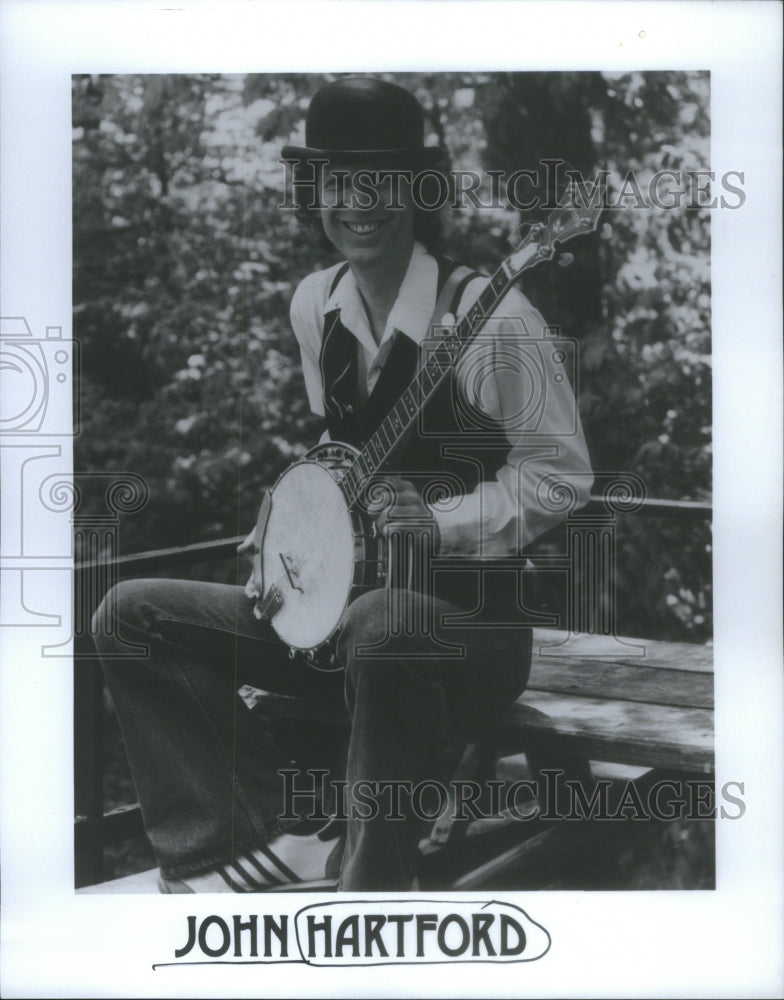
<box><xmin>506</xmin><ymin>176</ymin><xmax>605</xmax><ymax>277</ymax></box>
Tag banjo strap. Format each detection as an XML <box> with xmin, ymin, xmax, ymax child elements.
<box><xmin>428</xmin><ymin>263</ymin><xmax>480</xmax><ymax>334</ymax></box>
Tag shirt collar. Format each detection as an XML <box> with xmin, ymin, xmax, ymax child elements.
<box><xmin>322</xmin><ymin>242</ymin><xmax>438</xmax><ymax>353</ymax></box>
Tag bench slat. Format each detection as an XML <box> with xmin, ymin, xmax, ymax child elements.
<box><xmin>532</xmin><ymin>630</ymin><xmax>713</xmax><ymax>673</ymax></box>
<box><xmin>527</xmin><ymin>658</ymin><xmax>713</xmax><ymax>709</ymax></box>
<box><xmin>505</xmin><ymin>692</ymin><xmax>713</xmax><ymax>772</ymax></box>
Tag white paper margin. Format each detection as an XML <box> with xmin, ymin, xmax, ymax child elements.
<box><xmin>1</xmin><ymin>1</ymin><xmax>782</xmax><ymax>997</ymax></box>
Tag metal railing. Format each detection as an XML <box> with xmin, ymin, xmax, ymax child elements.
<box><xmin>74</xmin><ymin>495</ymin><xmax>711</xmax><ymax>887</ymax></box>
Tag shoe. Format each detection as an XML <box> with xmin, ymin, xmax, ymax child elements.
<box><xmin>157</xmin><ymin>829</ymin><xmax>343</xmax><ymax>893</ymax></box>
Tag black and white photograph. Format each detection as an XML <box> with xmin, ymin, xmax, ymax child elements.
<box><xmin>72</xmin><ymin>68</ymin><xmax>717</xmax><ymax>896</ymax></box>
<box><xmin>1</xmin><ymin>2</ymin><xmax>781</xmax><ymax>998</ymax></box>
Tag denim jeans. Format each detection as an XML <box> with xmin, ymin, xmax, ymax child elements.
<box><xmin>92</xmin><ymin>577</ymin><xmax>531</xmax><ymax>890</ymax></box>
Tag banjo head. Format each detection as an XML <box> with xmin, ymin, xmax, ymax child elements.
<box><xmin>261</xmin><ymin>459</ymin><xmax>356</xmax><ymax>651</ymax></box>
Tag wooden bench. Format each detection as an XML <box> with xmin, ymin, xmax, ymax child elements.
<box><xmin>235</xmin><ymin>625</ymin><xmax>714</xmax><ymax>889</ymax></box>
<box><xmin>79</xmin><ymin>626</ymin><xmax>713</xmax><ymax>894</ymax></box>
<box><xmin>74</xmin><ymin>495</ymin><xmax>713</xmax><ymax>891</ymax></box>
<box><xmin>505</xmin><ymin>627</ymin><xmax>713</xmax><ymax>773</ymax></box>
<box><xmin>424</xmin><ymin>627</ymin><xmax>713</xmax><ymax>888</ymax></box>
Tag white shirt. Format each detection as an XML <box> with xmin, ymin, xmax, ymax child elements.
<box><xmin>290</xmin><ymin>242</ymin><xmax>594</xmax><ymax>555</ymax></box>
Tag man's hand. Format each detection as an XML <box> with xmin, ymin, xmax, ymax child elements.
<box><xmin>374</xmin><ymin>477</ymin><xmax>440</xmax><ymax>551</ymax></box>
<box><xmin>237</xmin><ymin>529</ymin><xmax>262</xmax><ymax>600</ymax></box>
<box><xmin>239</xmin><ymin>490</ymin><xmax>273</xmax><ymax>604</ymax></box>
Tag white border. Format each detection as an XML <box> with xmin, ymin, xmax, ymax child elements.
<box><xmin>1</xmin><ymin>2</ymin><xmax>782</xmax><ymax>997</ymax></box>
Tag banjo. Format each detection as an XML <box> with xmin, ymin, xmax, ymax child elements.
<box><xmin>251</xmin><ymin>183</ymin><xmax>602</xmax><ymax>665</ymax></box>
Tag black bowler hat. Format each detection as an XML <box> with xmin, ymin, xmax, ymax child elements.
<box><xmin>281</xmin><ymin>77</ymin><xmax>444</xmax><ymax>167</ymax></box>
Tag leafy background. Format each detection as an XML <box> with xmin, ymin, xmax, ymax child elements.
<box><xmin>73</xmin><ymin>72</ymin><xmax>713</xmax><ymax>885</ymax></box>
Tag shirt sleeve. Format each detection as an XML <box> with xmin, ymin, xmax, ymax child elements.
<box><xmin>289</xmin><ymin>270</ymin><xmax>329</xmax><ymax>417</ymax></box>
<box><xmin>429</xmin><ymin>280</ymin><xmax>594</xmax><ymax>555</ymax></box>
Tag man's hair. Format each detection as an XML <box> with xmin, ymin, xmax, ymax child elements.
<box><xmin>291</xmin><ymin>162</ymin><xmax>445</xmax><ymax>257</ymax></box>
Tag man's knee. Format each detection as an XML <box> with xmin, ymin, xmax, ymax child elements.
<box><xmin>340</xmin><ymin>587</ymin><xmax>444</xmax><ymax>645</ymax></box>
<box><xmin>337</xmin><ymin>589</ymin><xmax>446</xmax><ymax>696</ymax></box>
<box><xmin>91</xmin><ymin>578</ymin><xmax>155</xmax><ymax>637</ymax></box>
<box><xmin>337</xmin><ymin>588</ymin><xmax>435</xmax><ymax>669</ymax></box>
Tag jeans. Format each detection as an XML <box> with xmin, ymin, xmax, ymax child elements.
<box><xmin>92</xmin><ymin>577</ymin><xmax>531</xmax><ymax>890</ymax></box>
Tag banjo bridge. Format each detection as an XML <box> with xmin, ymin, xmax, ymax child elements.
<box><xmin>278</xmin><ymin>551</ymin><xmax>304</xmax><ymax>593</ymax></box>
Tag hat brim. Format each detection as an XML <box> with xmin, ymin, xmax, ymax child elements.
<box><xmin>280</xmin><ymin>145</ymin><xmax>445</xmax><ymax>169</ymax></box>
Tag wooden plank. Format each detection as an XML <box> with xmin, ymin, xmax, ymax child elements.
<box><xmin>77</xmin><ymin>868</ymin><xmax>160</xmax><ymax>895</ymax></box>
<box><xmin>453</xmin><ymin>826</ymin><xmax>558</xmax><ymax>890</ymax></box>
<box><xmin>533</xmin><ymin>629</ymin><xmax>713</xmax><ymax>672</ymax></box>
<box><xmin>504</xmin><ymin>692</ymin><xmax>714</xmax><ymax>772</ymax></box>
<box><xmin>496</xmin><ymin>753</ymin><xmax>651</xmax><ymax>784</ymax></box>
<box><xmin>527</xmin><ymin>658</ymin><xmax>714</xmax><ymax>709</ymax></box>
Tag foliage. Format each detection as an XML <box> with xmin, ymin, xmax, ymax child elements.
<box><xmin>73</xmin><ymin>71</ymin><xmax>712</xmax><ymax>641</ymax></box>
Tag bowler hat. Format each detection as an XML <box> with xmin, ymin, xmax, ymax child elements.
<box><xmin>281</xmin><ymin>77</ymin><xmax>444</xmax><ymax>167</ymax></box>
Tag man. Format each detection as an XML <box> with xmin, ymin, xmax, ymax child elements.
<box><xmin>92</xmin><ymin>76</ymin><xmax>592</xmax><ymax>892</ymax></box>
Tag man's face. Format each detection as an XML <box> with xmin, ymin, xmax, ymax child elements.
<box><xmin>318</xmin><ymin>164</ymin><xmax>416</xmax><ymax>267</ymax></box>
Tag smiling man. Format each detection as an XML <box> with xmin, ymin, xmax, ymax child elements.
<box><xmin>93</xmin><ymin>76</ymin><xmax>592</xmax><ymax>893</ymax></box>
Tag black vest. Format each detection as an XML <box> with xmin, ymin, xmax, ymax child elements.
<box><xmin>318</xmin><ymin>257</ymin><xmax>510</xmax><ymax>502</ymax></box>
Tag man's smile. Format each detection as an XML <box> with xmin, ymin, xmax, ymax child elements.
<box><xmin>340</xmin><ymin>219</ymin><xmax>389</xmax><ymax>236</ymax></box>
